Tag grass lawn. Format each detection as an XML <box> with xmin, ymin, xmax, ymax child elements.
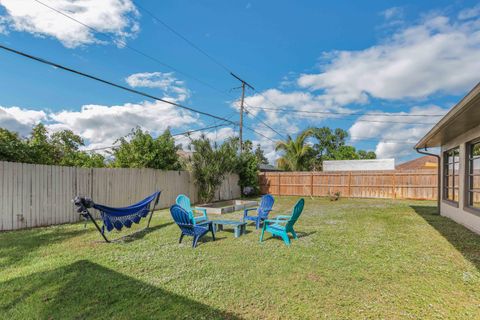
<box><xmin>1</xmin><ymin>196</ymin><xmax>480</xmax><ymax>319</ymax></box>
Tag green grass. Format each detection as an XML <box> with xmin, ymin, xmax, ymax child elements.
<box><xmin>1</xmin><ymin>197</ymin><xmax>480</xmax><ymax>319</ymax></box>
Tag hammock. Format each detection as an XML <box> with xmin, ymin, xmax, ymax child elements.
<box><xmin>73</xmin><ymin>191</ymin><xmax>161</xmax><ymax>242</ymax></box>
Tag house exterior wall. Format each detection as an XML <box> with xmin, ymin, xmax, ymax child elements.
<box><xmin>323</xmin><ymin>159</ymin><xmax>395</xmax><ymax>171</ymax></box>
<box><xmin>441</xmin><ymin>123</ymin><xmax>480</xmax><ymax>234</ymax></box>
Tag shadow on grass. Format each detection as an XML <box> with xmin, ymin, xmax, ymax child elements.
<box><xmin>261</xmin><ymin>231</ymin><xmax>315</xmax><ymax>244</ymax></box>
<box><xmin>411</xmin><ymin>205</ymin><xmax>480</xmax><ymax>270</ymax></box>
<box><xmin>0</xmin><ymin>260</ymin><xmax>242</xmax><ymax>319</ymax></box>
<box><xmin>0</xmin><ymin>228</ymin><xmax>88</xmax><ymax>269</ymax></box>
<box><xmin>296</xmin><ymin>231</ymin><xmax>316</xmax><ymax>238</ymax></box>
<box><xmin>112</xmin><ymin>222</ymin><xmax>174</xmax><ymax>243</ymax></box>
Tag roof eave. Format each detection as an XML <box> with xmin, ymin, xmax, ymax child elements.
<box><xmin>415</xmin><ymin>82</ymin><xmax>480</xmax><ymax>149</ymax></box>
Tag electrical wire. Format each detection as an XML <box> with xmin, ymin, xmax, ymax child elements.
<box><xmin>32</xmin><ymin>0</ymin><xmax>232</xmax><ymax>97</ymax></box>
<box><xmin>0</xmin><ymin>44</ymin><xmax>236</xmax><ymax>125</ymax></box>
<box><xmin>112</xmin><ymin>2</ymin><xmax>443</xmax><ymax>137</ymax></box>
<box><xmin>247</xmin><ymin>103</ymin><xmax>446</xmax><ymax>117</ymax></box>
<box><xmin>31</xmin><ymin>0</ymin><xmax>433</xmax><ymax>142</ymax></box>
<box><xmin>133</xmin><ymin>0</ymin><xmax>232</xmax><ymax>74</ymax></box>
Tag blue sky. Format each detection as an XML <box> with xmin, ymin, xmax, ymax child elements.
<box><xmin>0</xmin><ymin>0</ymin><xmax>479</xmax><ymax>164</ymax></box>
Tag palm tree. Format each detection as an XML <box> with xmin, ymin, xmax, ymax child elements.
<box><xmin>275</xmin><ymin>128</ymin><xmax>314</xmax><ymax>171</ymax></box>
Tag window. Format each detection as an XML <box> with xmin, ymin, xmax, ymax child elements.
<box><xmin>467</xmin><ymin>141</ymin><xmax>480</xmax><ymax>208</ymax></box>
<box><xmin>443</xmin><ymin>147</ymin><xmax>459</xmax><ymax>202</ymax></box>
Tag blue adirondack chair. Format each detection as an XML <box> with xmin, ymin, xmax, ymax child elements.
<box><xmin>170</xmin><ymin>204</ymin><xmax>215</xmax><ymax>248</ymax></box>
<box><xmin>260</xmin><ymin>198</ymin><xmax>305</xmax><ymax>246</ymax></box>
<box><xmin>243</xmin><ymin>194</ymin><xmax>275</xmax><ymax>229</ymax></box>
<box><xmin>176</xmin><ymin>194</ymin><xmax>208</xmax><ymax>225</ymax></box>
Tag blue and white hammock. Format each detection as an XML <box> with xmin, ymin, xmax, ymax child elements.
<box><xmin>74</xmin><ymin>191</ymin><xmax>161</xmax><ymax>242</ymax></box>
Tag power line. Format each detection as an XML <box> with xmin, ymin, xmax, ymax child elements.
<box><xmin>172</xmin><ymin>123</ymin><xmax>230</xmax><ymax>136</ymax></box>
<box><xmin>124</xmin><ymin>3</ymin><xmax>433</xmax><ymax>138</ymax></box>
<box><xmin>118</xmin><ymin>1</ymin><xmax>290</xmax><ymax>142</ymax></box>
<box><xmin>32</xmin><ymin>0</ymin><xmax>232</xmax><ymax>97</ymax></box>
<box><xmin>244</xmin><ymin>109</ymin><xmax>438</xmax><ymax>125</ymax></box>
<box><xmin>35</xmin><ymin>0</ymin><xmax>290</xmax><ymax>142</ymax></box>
<box><xmin>133</xmin><ymin>0</ymin><xmax>232</xmax><ymax>74</ymax></box>
<box><xmin>172</xmin><ymin>111</ymin><xmax>238</xmax><ymax>137</ymax></box>
<box><xmin>247</xmin><ymin>103</ymin><xmax>446</xmax><ymax>117</ymax></box>
<box><xmin>0</xmin><ymin>44</ymin><xmax>237</xmax><ymax>125</ymax></box>
<box><xmin>243</xmin><ymin>125</ymin><xmax>276</xmax><ymax>143</ymax></box>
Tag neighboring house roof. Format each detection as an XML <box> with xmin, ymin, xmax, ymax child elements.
<box><xmin>323</xmin><ymin>159</ymin><xmax>395</xmax><ymax>171</ymax></box>
<box><xmin>177</xmin><ymin>150</ymin><xmax>193</xmax><ymax>159</ymax></box>
<box><xmin>396</xmin><ymin>155</ymin><xmax>438</xmax><ymax>170</ymax></box>
<box><xmin>416</xmin><ymin>82</ymin><xmax>480</xmax><ymax>149</ymax></box>
<box><xmin>259</xmin><ymin>164</ymin><xmax>282</xmax><ymax>172</ymax></box>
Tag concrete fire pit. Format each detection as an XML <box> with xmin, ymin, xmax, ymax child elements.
<box><xmin>196</xmin><ymin>199</ymin><xmax>258</xmax><ymax>215</ymax></box>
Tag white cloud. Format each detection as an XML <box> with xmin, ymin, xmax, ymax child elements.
<box><xmin>458</xmin><ymin>5</ymin><xmax>480</xmax><ymax>20</ymax></box>
<box><xmin>231</xmin><ymin>6</ymin><xmax>480</xmax><ymax>163</ymax></box>
<box><xmin>125</xmin><ymin>72</ymin><xmax>190</xmax><ymax>102</ymax></box>
<box><xmin>381</xmin><ymin>7</ymin><xmax>404</xmax><ymax>21</ymax></box>
<box><xmin>0</xmin><ymin>106</ymin><xmax>46</xmax><ymax>136</ymax></box>
<box><xmin>348</xmin><ymin>105</ymin><xmax>449</xmax><ymax>159</ymax></box>
<box><xmin>243</xmin><ymin>88</ymin><xmax>355</xmax><ymax>122</ymax></box>
<box><xmin>238</xmin><ymin>88</ymin><xmax>360</xmax><ymax>164</ymax></box>
<box><xmin>298</xmin><ymin>12</ymin><xmax>480</xmax><ymax>102</ymax></box>
<box><xmin>47</xmin><ymin>100</ymin><xmax>198</xmax><ymax>150</ymax></box>
<box><xmin>174</xmin><ymin>127</ymin><xmax>236</xmax><ymax>149</ymax></box>
<box><xmin>0</xmin><ymin>0</ymin><xmax>140</xmax><ymax>48</ymax></box>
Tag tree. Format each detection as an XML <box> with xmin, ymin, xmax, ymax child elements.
<box><xmin>112</xmin><ymin>127</ymin><xmax>181</xmax><ymax>170</ymax></box>
<box><xmin>309</xmin><ymin>126</ymin><xmax>377</xmax><ymax>169</ymax></box>
<box><xmin>223</xmin><ymin>138</ymin><xmax>261</xmax><ymax>195</ymax></box>
<box><xmin>0</xmin><ymin>128</ymin><xmax>30</xmax><ymax>162</ymax></box>
<box><xmin>188</xmin><ymin>135</ymin><xmax>237</xmax><ymax>203</ymax></box>
<box><xmin>50</xmin><ymin>130</ymin><xmax>105</xmax><ymax>167</ymax></box>
<box><xmin>275</xmin><ymin>128</ymin><xmax>314</xmax><ymax>171</ymax></box>
<box><xmin>358</xmin><ymin>150</ymin><xmax>376</xmax><ymax>160</ymax></box>
<box><xmin>254</xmin><ymin>144</ymin><xmax>268</xmax><ymax>165</ymax></box>
<box><xmin>27</xmin><ymin>123</ymin><xmax>57</xmax><ymax>165</ymax></box>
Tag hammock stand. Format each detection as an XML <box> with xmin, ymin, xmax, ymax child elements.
<box><xmin>73</xmin><ymin>191</ymin><xmax>161</xmax><ymax>243</ymax></box>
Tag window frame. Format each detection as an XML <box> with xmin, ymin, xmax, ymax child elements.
<box><xmin>465</xmin><ymin>139</ymin><xmax>480</xmax><ymax>215</ymax></box>
<box><xmin>443</xmin><ymin>146</ymin><xmax>460</xmax><ymax>205</ymax></box>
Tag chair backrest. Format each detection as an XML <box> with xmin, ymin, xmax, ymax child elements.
<box><xmin>286</xmin><ymin>198</ymin><xmax>305</xmax><ymax>228</ymax></box>
<box><xmin>176</xmin><ymin>194</ymin><xmax>193</xmax><ymax>216</ymax></box>
<box><xmin>258</xmin><ymin>194</ymin><xmax>275</xmax><ymax>217</ymax></box>
<box><xmin>170</xmin><ymin>204</ymin><xmax>192</xmax><ymax>227</ymax></box>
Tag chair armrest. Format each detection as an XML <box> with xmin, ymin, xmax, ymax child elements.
<box><xmin>274</xmin><ymin>215</ymin><xmax>291</xmax><ymax>220</ymax></box>
<box><xmin>264</xmin><ymin>215</ymin><xmax>291</xmax><ymax>225</ymax></box>
<box><xmin>244</xmin><ymin>207</ymin><xmax>258</xmax><ymax>217</ymax></box>
<box><xmin>264</xmin><ymin>218</ymin><xmax>287</xmax><ymax>224</ymax></box>
<box><xmin>193</xmin><ymin>207</ymin><xmax>207</xmax><ymax>216</ymax></box>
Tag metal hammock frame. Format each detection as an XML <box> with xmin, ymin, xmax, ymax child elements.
<box><xmin>73</xmin><ymin>191</ymin><xmax>161</xmax><ymax>243</ymax></box>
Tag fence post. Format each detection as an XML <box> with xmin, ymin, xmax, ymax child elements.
<box><xmin>310</xmin><ymin>173</ymin><xmax>314</xmax><ymax>197</ymax></box>
<box><xmin>392</xmin><ymin>172</ymin><xmax>396</xmax><ymax>199</ymax></box>
<box><xmin>277</xmin><ymin>173</ymin><xmax>281</xmax><ymax>196</ymax></box>
<box><xmin>347</xmin><ymin>172</ymin><xmax>352</xmax><ymax>198</ymax></box>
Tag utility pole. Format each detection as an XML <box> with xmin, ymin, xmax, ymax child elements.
<box><xmin>230</xmin><ymin>72</ymin><xmax>254</xmax><ymax>152</ymax></box>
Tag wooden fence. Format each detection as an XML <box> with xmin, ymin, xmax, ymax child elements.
<box><xmin>0</xmin><ymin>161</ymin><xmax>240</xmax><ymax>231</ymax></box>
<box><xmin>259</xmin><ymin>170</ymin><xmax>437</xmax><ymax>200</ymax></box>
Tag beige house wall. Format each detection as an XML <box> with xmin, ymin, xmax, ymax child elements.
<box><xmin>440</xmin><ymin>123</ymin><xmax>480</xmax><ymax>234</ymax></box>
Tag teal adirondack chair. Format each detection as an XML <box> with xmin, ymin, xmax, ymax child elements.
<box><xmin>176</xmin><ymin>194</ymin><xmax>208</xmax><ymax>225</ymax></box>
<box><xmin>260</xmin><ymin>198</ymin><xmax>305</xmax><ymax>246</ymax></box>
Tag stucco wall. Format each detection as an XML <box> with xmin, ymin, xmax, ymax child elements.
<box><xmin>440</xmin><ymin>123</ymin><xmax>480</xmax><ymax>234</ymax></box>
<box><xmin>323</xmin><ymin>159</ymin><xmax>395</xmax><ymax>171</ymax></box>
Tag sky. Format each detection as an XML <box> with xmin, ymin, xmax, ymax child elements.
<box><xmin>0</xmin><ymin>0</ymin><xmax>479</xmax><ymax>164</ymax></box>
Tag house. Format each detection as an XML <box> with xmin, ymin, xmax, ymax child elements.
<box><xmin>396</xmin><ymin>155</ymin><xmax>438</xmax><ymax>170</ymax></box>
<box><xmin>415</xmin><ymin>82</ymin><xmax>480</xmax><ymax>234</ymax></box>
<box><xmin>258</xmin><ymin>164</ymin><xmax>283</xmax><ymax>172</ymax></box>
<box><xmin>323</xmin><ymin>159</ymin><xmax>395</xmax><ymax>171</ymax></box>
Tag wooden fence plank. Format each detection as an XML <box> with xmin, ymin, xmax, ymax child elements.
<box><xmin>259</xmin><ymin>170</ymin><xmax>437</xmax><ymax>200</ymax></box>
<box><xmin>0</xmin><ymin>161</ymin><xmax>241</xmax><ymax>231</ymax></box>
